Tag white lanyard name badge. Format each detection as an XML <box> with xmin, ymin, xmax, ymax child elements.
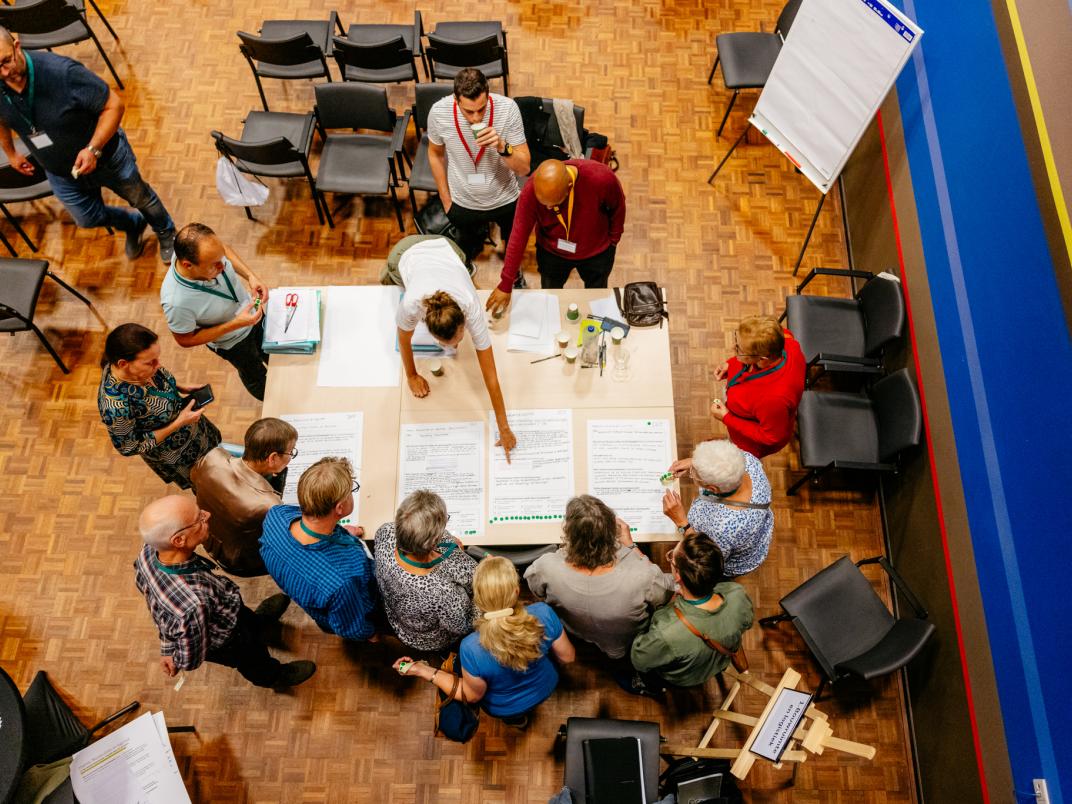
<box><xmin>554</xmin><ymin>168</ymin><xmax>578</xmax><ymax>253</ymax></box>
<box><xmin>454</xmin><ymin>98</ymin><xmax>494</xmax><ymax>186</ymax></box>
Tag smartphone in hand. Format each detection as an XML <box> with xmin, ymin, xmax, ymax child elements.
<box><xmin>184</xmin><ymin>384</ymin><xmax>215</xmax><ymax>410</ymax></box>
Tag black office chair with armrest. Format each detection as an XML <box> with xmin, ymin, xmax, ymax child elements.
<box><xmin>465</xmin><ymin>544</ymin><xmax>557</xmax><ymax>574</ymax></box>
<box><xmin>425</xmin><ymin>31</ymin><xmax>509</xmax><ymax>95</ymax></box>
<box><xmin>708</xmin><ymin>0</ymin><xmax>802</xmax><ymax>137</ymax></box>
<box><xmin>0</xmin><ymin>258</ymin><xmax>103</xmax><ymax>373</ymax></box>
<box><xmin>760</xmin><ymin>555</ymin><xmax>935</xmax><ymax>700</ymax></box>
<box><xmin>312</xmin><ymin>83</ymin><xmax>409</xmax><ymax>232</ymax></box>
<box><xmin>406</xmin><ymin>82</ymin><xmax>454</xmax><ymax>210</ymax></box>
<box><xmin>342</xmin><ymin>10</ymin><xmax>426</xmax><ymax>79</ymax></box>
<box><xmin>788</xmin><ymin>367</ymin><xmax>922</xmax><ymax>496</ymax></box>
<box><xmin>332</xmin><ymin>36</ymin><xmax>419</xmax><ymax>85</ymax></box>
<box><xmin>559</xmin><ymin>717</ymin><xmax>662</xmax><ymax>804</ymax></box>
<box><xmin>783</xmin><ymin>267</ymin><xmax>906</xmax><ymax>387</ymax></box>
<box><xmin>211</xmin><ymin>110</ymin><xmax>322</xmax><ymax>224</ymax></box>
<box><xmin>0</xmin><ymin>0</ymin><xmax>123</xmax><ymax>88</ymax></box>
<box><xmin>0</xmin><ymin>158</ymin><xmax>53</xmax><ymax>254</ymax></box>
<box><xmin>238</xmin><ymin>11</ymin><xmax>343</xmax><ymax>112</ymax></box>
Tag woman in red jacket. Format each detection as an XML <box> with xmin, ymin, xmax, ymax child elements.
<box><xmin>712</xmin><ymin>317</ymin><xmax>806</xmax><ymax>459</ymax></box>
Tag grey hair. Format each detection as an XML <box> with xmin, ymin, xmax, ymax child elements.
<box><xmin>691</xmin><ymin>439</ymin><xmax>746</xmax><ymax>491</ymax></box>
<box><xmin>138</xmin><ymin>496</ymin><xmax>192</xmax><ymax>550</ymax></box>
<box><xmin>395</xmin><ymin>489</ymin><xmax>449</xmax><ymax>554</ymax></box>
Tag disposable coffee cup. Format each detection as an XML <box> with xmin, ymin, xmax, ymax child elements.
<box><xmin>566</xmin><ymin>303</ymin><xmax>580</xmax><ymax>321</ymax></box>
<box><xmin>563</xmin><ymin>347</ymin><xmax>579</xmax><ymax>364</ymax></box>
<box><xmin>429</xmin><ymin>359</ymin><xmax>444</xmax><ymax>377</ymax></box>
<box><xmin>470</xmin><ymin>122</ymin><xmax>488</xmax><ymax>138</ymax></box>
<box><xmin>556</xmin><ymin>331</ymin><xmax>570</xmax><ymax>349</ymax></box>
<box><xmin>611</xmin><ymin>326</ymin><xmax>625</xmax><ymax>345</ymax></box>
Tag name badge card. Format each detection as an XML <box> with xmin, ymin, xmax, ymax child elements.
<box><xmin>557</xmin><ymin>239</ymin><xmax>577</xmax><ymax>254</ymax></box>
<box><xmin>467</xmin><ymin>174</ymin><xmax>488</xmax><ymax>186</ymax></box>
<box><xmin>29</xmin><ymin>132</ymin><xmax>53</xmax><ymax>150</ymax></box>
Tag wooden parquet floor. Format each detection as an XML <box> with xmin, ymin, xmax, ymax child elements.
<box><xmin>0</xmin><ymin>0</ymin><xmax>916</xmax><ymax>802</ymax></box>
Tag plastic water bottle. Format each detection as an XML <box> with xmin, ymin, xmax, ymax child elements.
<box><xmin>581</xmin><ymin>324</ymin><xmax>600</xmax><ymax>365</ymax></box>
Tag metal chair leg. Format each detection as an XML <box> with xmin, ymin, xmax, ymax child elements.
<box><xmin>786</xmin><ymin>468</ymin><xmax>815</xmax><ymax>496</ymax></box>
<box><xmin>85</xmin><ymin>24</ymin><xmax>123</xmax><ymax>89</ymax></box>
<box><xmin>244</xmin><ymin>206</ymin><xmax>255</xmax><ymax>221</ymax></box>
<box><xmin>707</xmin><ymin>54</ymin><xmax>720</xmax><ymax>85</ymax></box>
<box><xmin>389</xmin><ymin>185</ymin><xmax>404</xmax><ymax>232</ymax></box>
<box><xmin>716</xmin><ymin>90</ymin><xmax>738</xmax><ymax>139</ymax></box>
<box><xmin>321</xmin><ymin>193</ymin><xmax>335</xmax><ymax>229</ymax></box>
<box><xmin>30</xmin><ymin>322</ymin><xmax>69</xmax><ymax>374</ymax></box>
<box><xmin>85</xmin><ymin>0</ymin><xmax>119</xmax><ymax>41</ymax></box>
<box><xmin>0</xmin><ymin>226</ymin><xmax>17</xmax><ymax>256</ymax></box>
<box><xmin>759</xmin><ymin>613</ymin><xmax>791</xmax><ymax>627</ymax></box>
<box><xmin>1</xmin><ymin>204</ymin><xmax>37</xmax><ymax>251</ymax></box>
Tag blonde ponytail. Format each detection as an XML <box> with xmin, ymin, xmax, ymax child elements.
<box><xmin>473</xmin><ymin>557</ymin><xmax>545</xmax><ymax>671</ymax></box>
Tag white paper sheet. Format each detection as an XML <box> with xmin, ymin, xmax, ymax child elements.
<box><xmin>264</xmin><ymin>287</ymin><xmax>319</xmax><ymax>345</ymax></box>
<box><xmin>70</xmin><ymin>712</ymin><xmax>191</xmax><ymax>804</ymax></box>
<box><xmin>280</xmin><ymin>411</ymin><xmax>363</xmax><ymax>523</ymax></box>
<box><xmin>589</xmin><ymin>295</ymin><xmax>621</xmax><ymax>321</ymax></box>
<box><xmin>397</xmin><ymin>421</ymin><xmax>485</xmax><ymax>537</ymax></box>
<box><xmin>489</xmin><ymin>409</ymin><xmax>573</xmax><ymax>524</ymax></box>
<box><xmin>317</xmin><ymin>286</ymin><xmax>402</xmax><ymax>387</ymax></box>
<box><xmin>507</xmin><ymin>293</ymin><xmax>559</xmax><ymax>355</ymax></box>
<box><xmin>587</xmin><ymin>419</ymin><xmax>675</xmax><ymax>535</ymax></box>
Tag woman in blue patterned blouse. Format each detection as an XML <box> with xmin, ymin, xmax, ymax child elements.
<box><xmin>662</xmin><ymin>438</ymin><xmax>774</xmax><ymax>577</ymax></box>
<box><xmin>97</xmin><ymin>323</ymin><xmax>220</xmax><ymax>489</ymax></box>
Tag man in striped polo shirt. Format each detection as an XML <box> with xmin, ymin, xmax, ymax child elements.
<box><xmin>427</xmin><ymin>68</ymin><xmax>530</xmax><ymax>277</ymax></box>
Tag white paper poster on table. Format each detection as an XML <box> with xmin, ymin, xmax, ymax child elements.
<box><xmin>506</xmin><ymin>292</ymin><xmax>559</xmax><ymax>355</ymax></box>
<box><xmin>397</xmin><ymin>420</ymin><xmax>485</xmax><ymax>537</ymax></box>
<box><xmin>317</xmin><ymin>286</ymin><xmax>402</xmax><ymax>387</ymax></box>
<box><xmin>488</xmin><ymin>409</ymin><xmax>573</xmax><ymax>524</ymax></box>
<box><xmin>751</xmin><ymin>0</ymin><xmax>923</xmax><ymax>192</ymax></box>
<box><xmin>587</xmin><ymin>419</ymin><xmax>676</xmax><ymax>535</ymax></box>
<box><xmin>280</xmin><ymin>411</ymin><xmax>363</xmax><ymax>523</ymax></box>
<box><xmin>69</xmin><ymin>711</ymin><xmax>191</xmax><ymax>803</ymax></box>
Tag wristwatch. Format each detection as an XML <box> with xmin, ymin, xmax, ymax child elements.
<box><xmin>498</xmin><ymin>143</ymin><xmax>513</xmax><ymax>158</ymax></box>
<box><xmin>87</xmin><ymin>145</ymin><xmax>103</xmax><ymax>159</ymax></box>
<box><xmin>676</xmin><ymin>523</ymin><xmax>689</xmax><ymax>536</ymax></box>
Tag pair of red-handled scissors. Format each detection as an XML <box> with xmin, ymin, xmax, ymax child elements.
<box><xmin>283</xmin><ymin>292</ymin><xmax>299</xmax><ymax>333</ymax></box>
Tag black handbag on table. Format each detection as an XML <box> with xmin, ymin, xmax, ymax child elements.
<box><xmin>614</xmin><ymin>282</ymin><xmax>669</xmax><ymax>328</ymax></box>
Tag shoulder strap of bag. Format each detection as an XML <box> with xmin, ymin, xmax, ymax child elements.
<box><xmin>673</xmin><ymin>602</ymin><xmax>733</xmax><ymax>655</ymax></box>
<box><xmin>716</xmin><ymin>498</ymin><xmax>772</xmax><ymax>511</ymax></box>
<box><xmin>614</xmin><ymin>286</ymin><xmax>623</xmax><ymax>312</ymax></box>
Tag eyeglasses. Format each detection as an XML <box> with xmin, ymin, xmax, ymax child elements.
<box><xmin>352</xmin><ymin>481</ymin><xmax>361</xmax><ymax>494</ymax></box>
<box><xmin>170</xmin><ymin>510</ymin><xmax>208</xmax><ymax>540</ymax></box>
<box><xmin>288</xmin><ymin>448</ymin><xmax>299</xmax><ymax>459</ymax></box>
<box><xmin>733</xmin><ymin>332</ymin><xmax>762</xmax><ymax>359</ymax></box>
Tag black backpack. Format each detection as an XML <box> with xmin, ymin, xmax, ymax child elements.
<box><xmin>414</xmin><ymin>196</ymin><xmax>488</xmax><ymax>264</ymax></box>
<box><xmin>615</xmin><ymin>282</ymin><xmax>669</xmax><ymax>328</ymax></box>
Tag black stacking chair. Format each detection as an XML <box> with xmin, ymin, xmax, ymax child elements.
<box><xmin>465</xmin><ymin>544</ymin><xmax>557</xmax><ymax>574</ymax></box>
<box><xmin>0</xmin><ymin>0</ymin><xmax>123</xmax><ymax>88</ymax></box>
<box><xmin>425</xmin><ymin>30</ymin><xmax>509</xmax><ymax>95</ymax></box>
<box><xmin>789</xmin><ymin>367</ymin><xmax>922</xmax><ymax>496</ymax></box>
<box><xmin>312</xmin><ymin>84</ymin><xmax>409</xmax><ymax>232</ymax></box>
<box><xmin>341</xmin><ymin>10</ymin><xmax>426</xmax><ymax>79</ymax></box>
<box><xmin>0</xmin><ymin>258</ymin><xmax>103</xmax><ymax>373</ymax></box>
<box><xmin>211</xmin><ymin>110</ymin><xmax>323</xmax><ymax>224</ymax></box>
<box><xmin>406</xmin><ymin>82</ymin><xmax>453</xmax><ymax>210</ymax></box>
<box><xmin>332</xmin><ymin>36</ymin><xmax>419</xmax><ymax>86</ymax></box>
<box><xmin>559</xmin><ymin>717</ymin><xmax>662</xmax><ymax>804</ymax></box>
<box><xmin>20</xmin><ymin>671</ymin><xmax>140</xmax><ymax>767</ymax></box>
<box><xmin>708</xmin><ymin>0</ymin><xmax>802</xmax><ymax>137</ymax></box>
<box><xmin>0</xmin><ymin>158</ymin><xmax>52</xmax><ymax>254</ymax></box>
<box><xmin>760</xmin><ymin>556</ymin><xmax>935</xmax><ymax>699</ymax></box>
<box><xmin>783</xmin><ymin>268</ymin><xmax>906</xmax><ymax>387</ymax></box>
<box><xmin>238</xmin><ymin>12</ymin><xmax>343</xmax><ymax>112</ymax></box>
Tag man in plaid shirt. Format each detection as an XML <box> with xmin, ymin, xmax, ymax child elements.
<box><xmin>134</xmin><ymin>495</ymin><xmax>316</xmax><ymax>688</ymax></box>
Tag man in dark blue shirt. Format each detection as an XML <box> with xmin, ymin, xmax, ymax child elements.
<box><xmin>0</xmin><ymin>28</ymin><xmax>175</xmax><ymax>262</ymax></box>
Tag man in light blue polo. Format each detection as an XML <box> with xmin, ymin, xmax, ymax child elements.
<box><xmin>160</xmin><ymin>223</ymin><xmax>270</xmax><ymax>400</ymax></box>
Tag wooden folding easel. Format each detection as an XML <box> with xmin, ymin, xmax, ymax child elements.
<box><xmin>665</xmin><ymin>667</ymin><xmax>876</xmax><ymax>780</ymax></box>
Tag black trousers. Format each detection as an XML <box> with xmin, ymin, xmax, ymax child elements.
<box><xmin>447</xmin><ymin>200</ymin><xmax>517</xmax><ymax>254</ymax></box>
<box><xmin>211</xmin><ymin>320</ymin><xmax>269</xmax><ymax>401</ymax></box>
<box><xmin>206</xmin><ymin>605</ymin><xmax>282</xmax><ymax>687</ymax></box>
<box><xmin>537</xmin><ymin>244</ymin><xmax>617</xmax><ymax>289</ymax></box>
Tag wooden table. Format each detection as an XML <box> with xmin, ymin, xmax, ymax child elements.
<box><xmin>263</xmin><ymin>288</ymin><xmax>677</xmax><ymax>544</ymax></box>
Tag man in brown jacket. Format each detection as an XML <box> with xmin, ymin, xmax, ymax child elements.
<box><xmin>191</xmin><ymin>418</ymin><xmax>297</xmax><ymax>576</ymax></box>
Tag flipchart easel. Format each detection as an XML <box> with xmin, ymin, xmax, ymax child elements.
<box><xmin>664</xmin><ymin>667</ymin><xmax>876</xmax><ymax>780</ymax></box>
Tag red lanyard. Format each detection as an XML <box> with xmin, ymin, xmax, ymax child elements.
<box><xmin>453</xmin><ymin>97</ymin><xmax>495</xmax><ymax>167</ymax></box>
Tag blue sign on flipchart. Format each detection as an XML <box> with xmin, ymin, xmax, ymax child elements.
<box><xmin>861</xmin><ymin>0</ymin><xmax>916</xmax><ymax>42</ymax></box>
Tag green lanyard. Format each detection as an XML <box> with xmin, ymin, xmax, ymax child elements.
<box><xmin>680</xmin><ymin>591</ymin><xmax>714</xmax><ymax>606</ymax></box>
<box><xmin>2</xmin><ymin>54</ymin><xmax>37</xmax><ymax>132</ymax></box>
<box><xmin>154</xmin><ymin>554</ymin><xmax>217</xmax><ymax>575</ymax></box>
<box><xmin>727</xmin><ymin>350</ymin><xmax>787</xmax><ymax>388</ymax></box>
<box><xmin>398</xmin><ymin>541</ymin><xmax>457</xmax><ymax>569</ymax></box>
<box><xmin>298</xmin><ymin>518</ymin><xmax>359</xmax><ymax>547</ymax></box>
<box><xmin>171</xmin><ymin>262</ymin><xmax>239</xmax><ymax>303</ymax></box>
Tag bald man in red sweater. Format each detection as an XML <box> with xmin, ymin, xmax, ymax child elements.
<box><xmin>712</xmin><ymin>317</ymin><xmax>806</xmax><ymax>459</ymax></box>
<box><xmin>486</xmin><ymin>159</ymin><xmax>625</xmax><ymax>316</ymax></box>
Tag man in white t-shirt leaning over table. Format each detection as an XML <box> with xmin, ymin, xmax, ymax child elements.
<box><xmin>396</xmin><ymin>237</ymin><xmax>516</xmax><ymax>461</ymax></box>
<box><xmin>426</xmin><ymin>68</ymin><xmax>530</xmax><ymax>283</ymax></box>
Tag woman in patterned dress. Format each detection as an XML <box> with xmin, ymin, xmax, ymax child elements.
<box><xmin>98</xmin><ymin>323</ymin><xmax>220</xmax><ymax>489</ymax></box>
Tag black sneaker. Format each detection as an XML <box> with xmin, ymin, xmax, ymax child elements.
<box><xmin>158</xmin><ymin>227</ymin><xmax>177</xmax><ymax>265</ymax></box>
<box><xmin>500</xmin><ymin>712</ymin><xmax>530</xmax><ymax>730</ymax></box>
<box><xmin>513</xmin><ymin>272</ymin><xmax>527</xmax><ymax>290</ymax></box>
<box><xmin>124</xmin><ymin>219</ymin><xmax>148</xmax><ymax>260</ymax></box>
<box><xmin>255</xmin><ymin>593</ymin><xmax>291</xmax><ymax>622</ymax></box>
<box><xmin>275</xmin><ymin>660</ymin><xmax>316</xmax><ymax>688</ymax></box>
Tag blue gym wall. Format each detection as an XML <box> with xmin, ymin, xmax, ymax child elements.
<box><xmin>893</xmin><ymin>0</ymin><xmax>1072</xmax><ymax>801</ymax></box>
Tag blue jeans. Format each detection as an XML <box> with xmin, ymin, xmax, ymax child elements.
<box><xmin>45</xmin><ymin>130</ymin><xmax>174</xmax><ymax>237</ymax></box>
